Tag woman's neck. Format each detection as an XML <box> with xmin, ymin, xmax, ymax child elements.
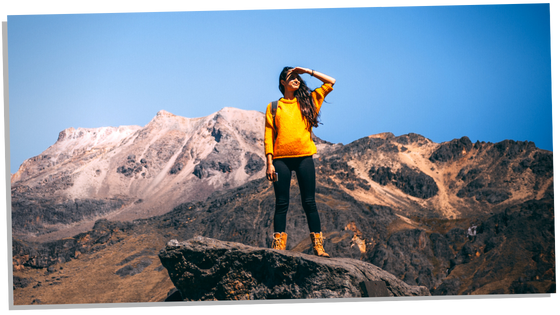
<box><xmin>283</xmin><ymin>91</ymin><xmax>296</xmax><ymax>100</ymax></box>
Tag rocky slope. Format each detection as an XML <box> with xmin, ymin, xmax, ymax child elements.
<box><xmin>314</xmin><ymin>133</ymin><xmax>552</xmax><ymax>220</ymax></box>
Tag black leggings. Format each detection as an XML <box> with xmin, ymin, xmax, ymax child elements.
<box><xmin>272</xmin><ymin>155</ymin><xmax>321</xmax><ymax>233</ymax></box>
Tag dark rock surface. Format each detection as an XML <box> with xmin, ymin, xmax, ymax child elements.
<box><xmin>486</xmin><ymin>140</ymin><xmax>537</xmax><ymax>160</ymax></box>
<box><xmin>192</xmin><ymin>127</ymin><xmax>242</xmax><ymax>179</ymax></box>
<box><xmin>530</xmin><ymin>151</ymin><xmax>553</xmax><ymax>177</ymax></box>
<box><xmin>117</xmin><ymin>154</ymin><xmax>148</xmax><ymax>177</ymax></box>
<box><xmin>429</xmin><ymin>136</ymin><xmax>473</xmax><ymax>163</ymax></box>
<box><xmin>158</xmin><ymin>236</ymin><xmax>430</xmax><ymax>300</ymax></box>
<box><xmin>316</xmin><ymin>156</ymin><xmax>371</xmax><ymax>192</ymax></box>
<box><xmin>244</xmin><ymin>152</ymin><xmax>264</xmax><ymax>175</ymax></box>
<box><xmin>368</xmin><ymin>164</ymin><xmax>438</xmax><ymax>199</ymax></box>
<box><xmin>368</xmin><ymin>229</ymin><xmax>441</xmax><ymax>290</ymax></box>
<box><xmin>395</xmin><ymin>133</ymin><xmax>430</xmax><ymax>146</ymax></box>
<box><xmin>193</xmin><ymin>160</ymin><xmax>232</xmax><ymax>179</ymax></box>
<box><xmin>13</xmin><ymin>276</ymin><xmax>32</xmax><ymax>289</ymax></box>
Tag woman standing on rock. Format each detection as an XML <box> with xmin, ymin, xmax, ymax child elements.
<box><xmin>264</xmin><ymin>66</ymin><xmax>335</xmax><ymax>257</ymax></box>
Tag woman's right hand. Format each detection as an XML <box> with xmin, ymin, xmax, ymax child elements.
<box><xmin>266</xmin><ymin>154</ymin><xmax>275</xmax><ymax>181</ymax></box>
<box><xmin>266</xmin><ymin>163</ymin><xmax>276</xmax><ymax>181</ymax></box>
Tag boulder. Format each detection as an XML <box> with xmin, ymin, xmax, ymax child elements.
<box><xmin>158</xmin><ymin>236</ymin><xmax>430</xmax><ymax>301</ymax></box>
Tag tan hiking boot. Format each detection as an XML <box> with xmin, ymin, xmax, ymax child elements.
<box><xmin>310</xmin><ymin>232</ymin><xmax>330</xmax><ymax>258</ymax></box>
<box><xmin>271</xmin><ymin>232</ymin><xmax>287</xmax><ymax>250</ymax></box>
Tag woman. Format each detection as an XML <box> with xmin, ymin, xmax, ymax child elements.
<box><xmin>264</xmin><ymin>66</ymin><xmax>336</xmax><ymax>257</ymax></box>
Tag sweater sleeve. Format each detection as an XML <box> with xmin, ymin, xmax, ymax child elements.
<box><xmin>312</xmin><ymin>83</ymin><xmax>334</xmax><ymax>112</ymax></box>
<box><xmin>264</xmin><ymin>102</ymin><xmax>276</xmax><ymax>156</ymax></box>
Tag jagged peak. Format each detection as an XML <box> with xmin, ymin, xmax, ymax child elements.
<box><xmin>56</xmin><ymin>125</ymin><xmax>140</xmax><ymax>143</ymax></box>
<box><xmin>156</xmin><ymin>109</ymin><xmax>176</xmax><ymax>117</ymax></box>
<box><xmin>147</xmin><ymin>110</ymin><xmax>190</xmax><ymax>127</ymax></box>
<box><xmin>212</xmin><ymin>107</ymin><xmax>264</xmax><ymax>122</ymax></box>
<box><xmin>368</xmin><ymin>132</ymin><xmax>395</xmax><ymax>140</ymax></box>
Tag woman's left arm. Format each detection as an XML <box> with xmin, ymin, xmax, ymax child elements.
<box><xmin>289</xmin><ymin>67</ymin><xmax>336</xmax><ymax>85</ymax></box>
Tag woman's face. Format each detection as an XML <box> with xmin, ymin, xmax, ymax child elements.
<box><xmin>281</xmin><ymin>73</ymin><xmax>300</xmax><ymax>92</ymax></box>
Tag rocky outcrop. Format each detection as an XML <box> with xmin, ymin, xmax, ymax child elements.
<box><xmin>158</xmin><ymin>237</ymin><xmax>430</xmax><ymax>300</ymax></box>
<box><xmin>429</xmin><ymin>136</ymin><xmax>473</xmax><ymax>163</ymax></box>
<box><xmin>316</xmin><ymin>133</ymin><xmax>553</xmax><ymax>219</ymax></box>
<box><xmin>116</xmin><ymin>154</ymin><xmax>149</xmax><ymax>177</ymax></box>
<box><xmin>244</xmin><ymin>152</ymin><xmax>265</xmax><ymax>175</ymax></box>
<box><xmin>368</xmin><ymin>164</ymin><xmax>438</xmax><ymax>199</ymax></box>
<box><xmin>317</xmin><ymin>155</ymin><xmax>371</xmax><ymax>191</ymax></box>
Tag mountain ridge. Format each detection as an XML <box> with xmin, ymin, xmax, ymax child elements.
<box><xmin>11</xmin><ymin>107</ymin><xmax>553</xmax><ymax>242</ymax></box>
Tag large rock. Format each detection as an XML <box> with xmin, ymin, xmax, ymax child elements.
<box><xmin>158</xmin><ymin>236</ymin><xmax>430</xmax><ymax>300</ymax></box>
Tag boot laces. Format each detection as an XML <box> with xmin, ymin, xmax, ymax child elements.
<box><xmin>272</xmin><ymin>233</ymin><xmax>284</xmax><ymax>249</ymax></box>
<box><xmin>311</xmin><ymin>233</ymin><xmax>329</xmax><ymax>257</ymax></box>
<box><xmin>312</xmin><ymin>232</ymin><xmax>323</xmax><ymax>242</ymax></box>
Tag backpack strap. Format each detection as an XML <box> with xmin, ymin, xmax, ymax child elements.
<box><xmin>270</xmin><ymin>100</ymin><xmax>280</xmax><ymax>148</ymax></box>
<box><xmin>271</xmin><ymin>100</ymin><xmax>278</xmax><ymax>131</ymax></box>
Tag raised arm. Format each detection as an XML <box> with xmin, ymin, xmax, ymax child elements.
<box><xmin>288</xmin><ymin>67</ymin><xmax>336</xmax><ymax>85</ymax></box>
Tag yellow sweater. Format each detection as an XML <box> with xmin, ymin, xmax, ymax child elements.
<box><xmin>264</xmin><ymin>83</ymin><xmax>333</xmax><ymax>159</ymax></box>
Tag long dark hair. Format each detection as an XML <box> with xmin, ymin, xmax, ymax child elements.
<box><xmin>279</xmin><ymin>66</ymin><xmax>320</xmax><ymax>128</ymax></box>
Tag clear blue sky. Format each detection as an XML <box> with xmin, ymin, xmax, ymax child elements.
<box><xmin>7</xmin><ymin>4</ymin><xmax>552</xmax><ymax>174</ymax></box>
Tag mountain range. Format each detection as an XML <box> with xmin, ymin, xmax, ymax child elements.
<box><xmin>11</xmin><ymin>107</ymin><xmax>555</xmax><ymax>304</ymax></box>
